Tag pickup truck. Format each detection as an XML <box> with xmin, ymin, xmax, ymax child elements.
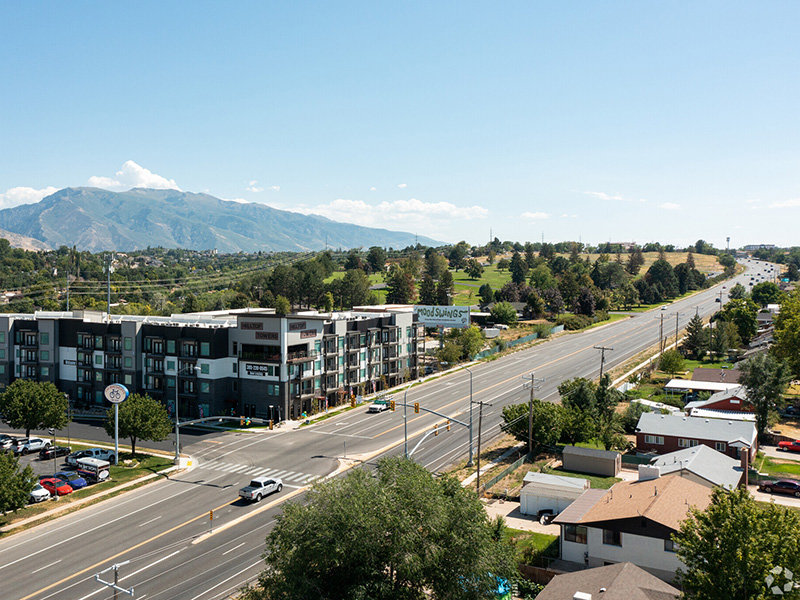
<box><xmin>66</xmin><ymin>447</ymin><xmax>117</xmax><ymax>466</ymax></box>
<box><xmin>239</xmin><ymin>476</ymin><xmax>283</xmax><ymax>502</ymax></box>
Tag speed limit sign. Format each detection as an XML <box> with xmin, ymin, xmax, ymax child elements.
<box><xmin>104</xmin><ymin>383</ymin><xmax>129</xmax><ymax>404</ymax></box>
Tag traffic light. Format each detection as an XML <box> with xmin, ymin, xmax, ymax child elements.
<box><xmin>245</xmin><ymin>417</ymin><xmax>251</xmax><ymax>427</ymax></box>
<box><xmin>434</xmin><ymin>426</ymin><xmax>438</xmax><ymax>436</ymax></box>
<box><xmin>414</xmin><ymin>402</ymin><xmax>420</xmax><ymax>414</ymax></box>
<box><xmin>240</xmin><ymin>416</ymin><xmax>245</xmax><ymax>426</ymax></box>
<box><xmin>351</xmin><ymin>397</ymin><xmax>356</xmax><ymax>408</ymax></box>
<box><xmin>446</xmin><ymin>420</ymin><xmax>450</xmax><ymax>431</ymax></box>
<box><xmin>269</xmin><ymin>419</ymin><xmax>274</xmax><ymax>430</ymax></box>
<box><xmin>390</xmin><ymin>399</ymin><xmax>396</xmax><ymax>411</ymax></box>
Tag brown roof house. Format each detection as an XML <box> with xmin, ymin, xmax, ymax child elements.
<box><xmin>536</xmin><ymin>562</ymin><xmax>680</xmax><ymax>600</ymax></box>
<box><xmin>553</xmin><ymin>474</ymin><xmax>713</xmax><ymax>583</ymax></box>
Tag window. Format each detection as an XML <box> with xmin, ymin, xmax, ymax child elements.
<box><xmin>232</xmin><ymin>361</ymin><xmax>237</xmax><ymax>373</ymax></box>
<box><xmin>124</xmin><ymin>374</ymin><xmax>133</xmax><ymax>385</ymax></box>
<box><xmin>94</xmin><ymin>336</ymin><xmax>103</xmax><ymax>349</ymax></box>
<box><xmin>200</xmin><ymin>381</ymin><xmax>210</xmax><ymax>394</ymax></box>
<box><xmin>167</xmin><ymin>376</ymin><xmax>175</xmax><ymax>389</ymax></box>
<box><xmin>678</xmin><ymin>438</ymin><xmax>699</xmax><ymax>448</ymax></box>
<box><xmin>201</xmin><ymin>363</ymin><xmax>210</xmax><ymax>375</ymax></box>
<box><xmin>167</xmin><ymin>340</ymin><xmax>176</xmax><ymax>354</ymax></box>
<box><xmin>564</xmin><ymin>525</ymin><xmax>587</xmax><ymax>544</ymax></box>
<box><xmin>715</xmin><ymin>442</ymin><xmax>727</xmax><ymax>452</ymax></box>
<box><xmin>95</xmin><ymin>354</ymin><xmax>102</xmax><ymax>366</ymax></box>
<box><xmin>166</xmin><ymin>359</ymin><xmax>175</xmax><ymax>371</ymax></box>
<box><xmin>200</xmin><ymin>342</ymin><xmax>210</xmax><ymax>357</ymax></box>
<box><xmin>40</xmin><ymin>350</ymin><xmax>49</xmax><ymax>361</ymax></box>
<box><xmin>664</xmin><ymin>538</ymin><xmax>679</xmax><ymax>553</ymax></box>
<box><xmin>95</xmin><ymin>371</ymin><xmax>103</xmax><ymax>382</ymax></box>
<box><xmin>124</xmin><ymin>337</ymin><xmax>132</xmax><ymax>351</ymax></box>
<box><xmin>644</xmin><ymin>435</ymin><xmax>664</xmax><ymax>445</ymax></box>
<box><xmin>338</xmin><ymin>337</ymin><xmax>344</xmax><ymax>350</ymax></box>
<box><xmin>314</xmin><ymin>340</ymin><xmax>321</xmax><ymax>353</ymax></box>
<box><xmin>40</xmin><ymin>332</ymin><xmax>49</xmax><ymax>345</ymax></box>
<box><xmin>0</xmin><ymin>349</ymin><xmax>5</xmax><ymax>359</ymax></box>
<box><xmin>0</xmin><ymin>364</ymin><xmax>4</xmax><ymax>374</ymax></box>
<box><xmin>40</xmin><ymin>365</ymin><xmax>49</xmax><ymax>377</ymax></box>
<box><xmin>0</xmin><ymin>331</ymin><xmax>5</xmax><ymax>343</ymax></box>
<box><xmin>603</xmin><ymin>529</ymin><xmax>621</xmax><ymax>546</ymax></box>
<box><xmin>124</xmin><ymin>357</ymin><xmax>133</xmax><ymax>369</ymax></box>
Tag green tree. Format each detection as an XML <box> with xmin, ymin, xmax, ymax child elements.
<box><xmin>626</xmin><ymin>247</ymin><xmax>645</xmax><ymax>276</ymax></box>
<box><xmin>509</xmin><ymin>252</ymin><xmax>528</xmax><ymax>285</ymax></box>
<box><xmin>659</xmin><ymin>349</ymin><xmax>685</xmax><ymax>377</ymax></box>
<box><xmin>621</xmin><ymin>402</ymin><xmax>650</xmax><ymax>433</ymax></box>
<box><xmin>478</xmin><ymin>283</ymin><xmax>494</xmax><ymax>306</ymax></box>
<box><xmin>683</xmin><ymin>313</ymin><xmax>709</xmax><ymax>359</ymax></box>
<box><xmin>501</xmin><ymin>400</ymin><xmax>563</xmax><ymax>448</ymax></box>
<box><xmin>321</xmin><ymin>291</ymin><xmax>334</xmax><ymax>312</ymax></box>
<box><xmin>436</xmin><ymin>270</ymin><xmax>454</xmax><ymax>305</ymax></box>
<box><xmin>645</xmin><ymin>259</ymin><xmax>679</xmax><ymax>298</ymax></box>
<box><xmin>241</xmin><ymin>457</ymin><xmax>515</xmax><ymax>600</ymax></box>
<box><xmin>366</xmin><ymin>246</ymin><xmax>387</xmax><ymax>274</ymax></box>
<box><xmin>675</xmin><ymin>487</ymin><xmax>800</xmax><ymax>600</ymax></box>
<box><xmin>528</xmin><ymin>264</ymin><xmax>556</xmax><ymax>291</ymax></box>
<box><xmin>182</xmin><ymin>292</ymin><xmax>200</xmax><ymax>313</ymax></box>
<box><xmin>728</xmin><ymin>283</ymin><xmax>748</xmax><ymax>300</ymax></box>
<box><xmin>103</xmin><ymin>393</ymin><xmax>173</xmax><ymax>456</ymax></box>
<box><xmin>0</xmin><ymin>451</ymin><xmax>37</xmax><ymax>514</ymax></box>
<box><xmin>418</xmin><ymin>274</ymin><xmax>437</xmax><ymax>306</ymax></box>
<box><xmin>490</xmin><ymin>301</ymin><xmax>517</xmax><ymax>325</ymax></box>
<box><xmin>274</xmin><ymin>295</ymin><xmax>291</xmax><ymax>316</ymax></box>
<box><xmin>448</xmin><ymin>241</ymin><xmax>470</xmax><ymax>271</ymax></box>
<box><xmin>720</xmin><ymin>298</ymin><xmax>759</xmax><ymax>343</ymax></box>
<box><xmin>437</xmin><ymin>341</ymin><xmax>463</xmax><ymax>365</ymax></box>
<box><xmin>525</xmin><ymin>291</ymin><xmax>545</xmax><ymax>319</ymax></box>
<box><xmin>385</xmin><ymin>264</ymin><xmax>417</xmax><ymax>304</ymax></box>
<box><xmin>773</xmin><ymin>289</ymin><xmax>800</xmax><ymax>378</ymax></box>
<box><xmin>496</xmin><ymin>258</ymin><xmax>510</xmax><ymax>271</ymax></box>
<box><xmin>739</xmin><ymin>354</ymin><xmax>790</xmax><ymax>440</ymax></box>
<box><xmin>340</xmin><ymin>269</ymin><xmax>374</xmax><ymax>308</ymax></box>
<box><xmin>751</xmin><ymin>281</ymin><xmax>782</xmax><ymax>307</ymax></box>
<box><xmin>465</xmin><ymin>259</ymin><xmax>484</xmax><ymax>280</ymax></box>
<box><xmin>0</xmin><ymin>380</ymin><xmax>68</xmax><ymax>437</ymax></box>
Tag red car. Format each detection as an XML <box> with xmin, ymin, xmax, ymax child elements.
<box><xmin>778</xmin><ymin>440</ymin><xmax>800</xmax><ymax>453</ymax></box>
<box><xmin>39</xmin><ymin>477</ymin><xmax>73</xmax><ymax>496</ymax></box>
<box><xmin>759</xmin><ymin>479</ymin><xmax>800</xmax><ymax>497</ymax></box>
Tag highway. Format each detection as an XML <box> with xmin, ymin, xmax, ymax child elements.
<box><xmin>0</xmin><ymin>259</ymin><xmax>773</xmax><ymax>600</ymax></box>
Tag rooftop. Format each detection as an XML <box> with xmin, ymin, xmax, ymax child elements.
<box><xmin>691</xmin><ymin>367</ymin><xmax>741</xmax><ymax>384</ymax></box>
<box><xmin>663</xmin><ymin>379</ymin><xmax>741</xmax><ymax>393</ymax></box>
<box><xmin>536</xmin><ymin>562</ymin><xmax>679</xmax><ymax>600</ymax></box>
<box><xmin>562</xmin><ymin>445</ymin><xmax>620</xmax><ymax>460</ymax></box>
<box><xmin>636</xmin><ymin>412</ymin><xmax>757</xmax><ymax>444</ymax></box>
<box><xmin>646</xmin><ymin>445</ymin><xmax>743</xmax><ymax>490</ymax></box>
<box><xmin>522</xmin><ymin>471</ymin><xmax>589</xmax><ymax>490</ymax></box>
<box><xmin>684</xmin><ymin>386</ymin><xmax>749</xmax><ymax>411</ymax></box>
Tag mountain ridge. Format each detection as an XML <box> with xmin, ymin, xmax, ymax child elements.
<box><xmin>0</xmin><ymin>187</ymin><xmax>442</xmax><ymax>252</ymax></box>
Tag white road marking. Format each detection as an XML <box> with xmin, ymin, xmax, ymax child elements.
<box><xmin>138</xmin><ymin>515</ymin><xmax>162</xmax><ymax>527</ymax></box>
<box><xmin>221</xmin><ymin>542</ymin><xmax>246</xmax><ymax>556</ymax></box>
<box><xmin>75</xmin><ymin>549</ymin><xmax>184</xmax><ymax>600</ymax></box>
<box><xmin>31</xmin><ymin>559</ymin><xmax>61</xmax><ymax>574</ymax></box>
<box><xmin>188</xmin><ymin>560</ymin><xmax>263</xmax><ymax>600</ymax></box>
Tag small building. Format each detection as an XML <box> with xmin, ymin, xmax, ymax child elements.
<box><xmin>639</xmin><ymin>444</ymin><xmax>745</xmax><ymax>490</ymax></box>
<box><xmin>630</xmin><ymin>398</ymin><xmax>682</xmax><ymax>414</ymax></box>
<box><xmin>663</xmin><ymin>378</ymin><xmax>740</xmax><ymax>396</ymax></box>
<box><xmin>684</xmin><ymin>386</ymin><xmax>752</xmax><ymax>414</ymax></box>
<box><xmin>536</xmin><ymin>562</ymin><xmax>679</xmax><ymax>600</ymax></box>
<box><xmin>635</xmin><ymin>412</ymin><xmax>757</xmax><ymax>460</ymax></box>
<box><xmin>562</xmin><ymin>446</ymin><xmax>621</xmax><ymax>477</ymax></box>
<box><xmin>519</xmin><ymin>472</ymin><xmax>589</xmax><ymax>516</ymax></box>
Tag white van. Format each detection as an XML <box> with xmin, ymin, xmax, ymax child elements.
<box><xmin>76</xmin><ymin>457</ymin><xmax>111</xmax><ymax>483</ymax></box>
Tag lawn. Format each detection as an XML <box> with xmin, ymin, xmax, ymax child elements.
<box><xmin>451</xmin><ymin>264</ymin><xmax>512</xmax><ymax>306</ymax></box>
<box><xmin>542</xmin><ymin>466</ymin><xmax>621</xmax><ymax>489</ymax></box>
<box><xmin>503</xmin><ymin>527</ymin><xmax>559</xmax><ymax>565</ymax></box>
<box><xmin>754</xmin><ymin>453</ymin><xmax>800</xmax><ymax>478</ymax></box>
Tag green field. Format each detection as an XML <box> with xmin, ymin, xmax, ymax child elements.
<box><xmin>451</xmin><ymin>264</ymin><xmax>512</xmax><ymax>306</ymax></box>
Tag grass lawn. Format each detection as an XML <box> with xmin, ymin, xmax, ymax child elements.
<box><xmin>680</xmin><ymin>358</ymin><xmax>735</xmax><ymax>371</ymax></box>
<box><xmin>451</xmin><ymin>264</ymin><xmax>512</xmax><ymax>306</ymax></box>
<box><xmin>543</xmin><ymin>466</ymin><xmax>621</xmax><ymax>489</ymax></box>
<box><xmin>503</xmin><ymin>527</ymin><xmax>559</xmax><ymax>565</ymax></box>
<box><xmin>755</xmin><ymin>453</ymin><xmax>800</xmax><ymax>478</ymax></box>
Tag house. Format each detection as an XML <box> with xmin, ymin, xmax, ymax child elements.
<box><xmin>684</xmin><ymin>386</ymin><xmax>752</xmax><ymax>414</ymax></box>
<box><xmin>662</xmin><ymin>378</ymin><xmax>739</xmax><ymax>397</ymax></box>
<box><xmin>553</xmin><ymin>474</ymin><xmax>713</xmax><ymax>582</ymax></box>
<box><xmin>638</xmin><ymin>444</ymin><xmax>745</xmax><ymax>490</ymax></box>
<box><xmin>536</xmin><ymin>562</ymin><xmax>679</xmax><ymax>600</ymax></box>
<box><xmin>562</xmin><ymin>446</ymin><xmax>621</xmax><ymax>477</ymax></box>
<box><xmin>635</xmin><ymin>412</ymin><xmax>757</xmax><ymax>460</ymax></box>
<box><xmin>691</xmin><ymin>367</ymin><xmax>741</xmax><ymax>384</ymax></box>
<box><xmin>520</xmin><ymin>472</ymin><xmax>589</xmax><ymax>516</ymax></box>
<box><xmin>630</xmin><ymin>398</ymin><xmax>682</xmax><ymax>415</ymax></box>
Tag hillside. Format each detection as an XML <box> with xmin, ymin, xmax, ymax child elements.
<box><xmin>0</xmin><ymin>187</ymin><xmax>441</xmax><ymax>253</ymax></box>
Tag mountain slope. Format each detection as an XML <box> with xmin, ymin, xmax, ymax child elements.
<box><xmin>0</xmin><ymin>188</ymin><xmax>442</xmax><ymax>252</ymax></box>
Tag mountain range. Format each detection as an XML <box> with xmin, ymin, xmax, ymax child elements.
<box><xmin>0</xmin><ymin>187</ymin><xmax>441</xmax><ymax>253</ymax></box>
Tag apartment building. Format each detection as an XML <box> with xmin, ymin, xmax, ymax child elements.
<box><xmin>0</xmin><ymin>307</ymin><xmax>423</xmax><ymax>422</ymax></box>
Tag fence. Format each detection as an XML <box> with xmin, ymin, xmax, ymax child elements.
<box><xmin>473</xmin><ymin>324</ymin><xmax>565</xmax><ymax>360</ymax></box>
<box><xmin>478</xmin><ymin>451</ymin><xmax>533</xmax><ymax>494</ymax></box>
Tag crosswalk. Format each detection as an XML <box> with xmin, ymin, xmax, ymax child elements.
<box><xmin>198</xmin><ymin>460</ymin><xmax>319</xmax><ymax>485</ymax></box>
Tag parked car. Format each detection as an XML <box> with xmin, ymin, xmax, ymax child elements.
<box><xmin>758</xmin><ymin>479</ymin><xmax>800</xmax><ymax>497</ymax></box>
<box><xmin>39</xmin><ymin>477</ymin><xmax>73</xmax><ymax>496</ymax></box>
<box><xmin>66</xmin><ymin>447</ymin><xmax>116</xmax><ymax>466</ymax></box>
<box><xmin>0</xmin><ymin>434</ymin><xmax>19</xmax><ymax>453</ymax></box>
<box><xmin>53</xmin><ymin>470</ymin><xmax>88</xmax><ymax>490</ymax></box>
<box><xmin>239</xmin><ymin>476</ymin><xmax>283</xmax><ymax>502</ymax></box>
<box><xmin>39</xmin><ymin>446</ymin><xmax>71</xmax><ymax>460</ymax></box>
<box><xmin>13</xmin><ymin>438</ymin><xmax>50</xmax><ymax>455</ymax></box>
<box><xmin>29</xmin><ymin>483</ymin><xmax>52</xmax><ymax>503</ymax></box>
<box><xmin>778</xmin><ymin>440</ymin><xmax>800</xmax><ymax>453</ymax></box>
<box><xmin>781</xmin><ymin>407</ymin><xmax>800</xmax><ymax>419</ymax></box>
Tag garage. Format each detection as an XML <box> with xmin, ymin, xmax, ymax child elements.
<box><xmin>519</xmin><ymin>472</ymin><xmax>590</xmax><ymax>517</ymax></box>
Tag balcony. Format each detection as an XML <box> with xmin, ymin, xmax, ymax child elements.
<box><xmin>287</xmin><ymin>350</ymin><xmax>318</xmax><ymax>363</ymax></box>
<box><xmin>240</xmin><ymin>351</ymin><xmax>281</xmax><ymax>363</ymax></box>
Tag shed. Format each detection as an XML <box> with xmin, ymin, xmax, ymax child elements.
<box><xmin>519</xmin><ymin>472</ymin><xmax>590</xmax><ymax>516</ymax></box>
<box><xmin>562</xmin><ymin>445</ymin><xmax>621</xmax><ymax>477</ymax></box>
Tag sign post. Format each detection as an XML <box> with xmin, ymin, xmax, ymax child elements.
<box><xmin>104</xmin><ymin>384</ymin><xmax>129</xmax><ymax>465</ymax></box>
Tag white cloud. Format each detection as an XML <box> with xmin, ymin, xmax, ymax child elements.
<box><xmin>246</xmin><ymin>180</ymin><xmax>264</xmax><ymax>193</ymax></box>
<box><xmin>770</xmin><ymin>198</ymin><xmax>800</xmax><ymax>208</ymax></box>
<box><xmin>269</xmin><ymin>185</ymin><xmax>280</xmax><ymax>192</ymax></box>
<box><xmin>289</xmin><ymin>197</ymin><xmax>488</xmax><ymax>233</ymax></box>
<box><xmin>659</xmin><ymin>202</ymin><xmax>681</xmax><ymax>210</ymax></box>
<box><xmin>560</xmin><ymin>213</ymin><xmax>578</xmax><ymax>218</ymax></box>
<box><xmin>397</xmin><ymin>183</ymin><xmax>408</xmax><ymax>189</ymax></box>
<box><xmin>521</xmin><ymin>211</ymin><xmax>549</xmax><ymax>220</ymax></box>
<box><xmin>584</xmin><ymin>191</ymin><xmax>646</xmax><ymax>203</ymax></box>
<box><xmin>0</xmin><ymin>186</ymin><xmax>59</xmax><ymax>209</ymax></box>
<box><xmin>369</xmin><ymin>186</ymin><xmax>377</xmax><ymax>192</ymax></box>
<box><xmin>87</xmin><ymin>160</ymin><xmax>180</xmax><ymax>191</ymax></box>
<box><xmin>222</xmin><ymin>197</ymin><xmax>251</xmax><ymax>204</ymax></box>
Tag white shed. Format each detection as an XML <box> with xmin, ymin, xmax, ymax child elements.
<box><xmin>519</xmin><ymin>472</ymin><xmax>590</xmax><ymax>516</ymax></box>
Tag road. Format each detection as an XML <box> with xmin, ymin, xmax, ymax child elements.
<box><xmin>1</xmin><ymin>259</ymin><xmax>773</xmax><ymax>600</ymax></box>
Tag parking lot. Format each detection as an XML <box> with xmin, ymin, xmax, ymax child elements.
<box><xmin>14</xmin><ymin>447</ymin><xmax>76</xmax><ymax>479</ymax></box>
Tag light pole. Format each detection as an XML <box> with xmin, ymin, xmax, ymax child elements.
<box><xmin>175</xmin><ymin>364</ymin><xmax>200</xmax><ymax>464</ymax></box>
<box><xmin>464</xmin><ymin>365</ymin><xmax>474</xmax><ymax>467</ymax></box>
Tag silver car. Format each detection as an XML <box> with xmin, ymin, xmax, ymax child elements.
<box><xmin>239</xmin><ymin>476</ymin><xmax>283</xmax><ymax>502</ymax></box>
<box><xmin>29</xmin><ymin>483</ymin><xmax>51</xmax><ymax>503</ymax></box>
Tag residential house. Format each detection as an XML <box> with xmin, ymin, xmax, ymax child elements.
<box><xmin>536</xmin><ymin>562</ymin><xmax>679</xmax><ymax>600</ymax></box>
<box><xmin>638</xmin><ymin>444</ymin><xmax>745</xmax><ymax>490</ymax></box>
<box><xmin>520</xmin><ymin>472</ymin><xmax>589</xmax><ymax>516</ymax></box>
<box><xmin>553</xmin><ymin>474</ymin><xmax>713</xmax><ymax>582</ymax></box>
<box><xmin>635</xmin><ymin>412</ymin><xmax>757</xmax><ymax>460</ymax></box>
<box><xmin>684</xmin><ymin>386</ymin><xmax>752</xmax><ymax>415</ymax></box>
<box><xmin>691</xmin><ymin>367</ymin><xmax>741</xmax><ymax>384</ymax></box>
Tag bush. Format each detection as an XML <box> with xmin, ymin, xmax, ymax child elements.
<box><xmin>621</xmin><ymin>402</ymin><xmax>650</xmax><ymax>433</ymax></box>
<box><xmin>556</xmin><ymin>314</ymin><xmax>592</xmax><ymax>330</ymax></box>
<box><xmin>593</xmin><ymin>310</ymin><xmax>609</xmax><ymax>323</ymax></box>
<box><xmin>533</xmin><ymin>323</ymin><xmax>552</xmax><ymax>339</ymax></box>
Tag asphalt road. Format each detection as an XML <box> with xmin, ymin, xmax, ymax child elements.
<box><xmin>0</xmin><ymin>259</ymin><xmax>774</xmax><ymax>600</ymax></box>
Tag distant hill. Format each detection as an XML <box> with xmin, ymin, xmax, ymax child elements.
<box><xmin>0</xmin><ymin>187</ymin><xmax>442</xmax><ymax>252</ymax></box>
<box><xmin>0</xmin><ymin>227</ymin><xmax>50</xmax><ymax>251</ymax></box>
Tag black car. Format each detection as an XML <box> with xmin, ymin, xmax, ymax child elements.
<box><xmin>758</xmin><ymin>479</ymin><xmax>800</xmax><ymax>497</ymax></box>
<box><xmin>39</xmin><ymin>445</ymin><xmax>71</xmax><ymax>460</ymax></box>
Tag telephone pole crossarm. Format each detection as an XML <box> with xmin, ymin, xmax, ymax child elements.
<box><xmin>521</xmin><ymin>372</ymin><xmax>545</xmax><ymax>456</ymax></box>
<box><xmin>593</xmin><ymin>345</ymin><xmax>614</xmax><ymax>379</ymax></box>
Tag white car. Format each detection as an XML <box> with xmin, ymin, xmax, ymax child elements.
<box><xmin>29</xmin><ymin>483</ymin><xmax>51</xmax><ymax>503</ymax></box>
<box><xmin>66</xmin><ymin>447</ymin><xmax>116</xmax><ymax>466</ymax></box>
<box><xmin>368</xmin><ymin>401</ymin><xmax>390</xmax><ymax>413</ymax></box>
<box><xmin>239</xmin><ymin>476</ymin><xmax>283</xmax><ymax>502</ymax></box>
<box><xmin>14</xmin><ymin>438</ymin><xmax>50</xmax><ymax>455</ymax></box>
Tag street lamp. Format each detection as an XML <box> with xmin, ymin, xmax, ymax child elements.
<box><xmin>175</xmin><ymin>364</ymin><xmax>200</xmax><ymax>464</ymax></box>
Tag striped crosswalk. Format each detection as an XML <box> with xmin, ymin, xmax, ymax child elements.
<box><xmin>199</xmin><ymin>460</ymin><xmax>319</xmax><ymax>485</ymax></box>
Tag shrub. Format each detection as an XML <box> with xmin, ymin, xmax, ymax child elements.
<box><xmin>556</xmin><ymin>314</ymin><xmax>592</xmax><ymax>330</ymax></box>
<box><xmin>533</xmin><ymin>323</ymin><xmax>552</xmax><ymax>339</ymax></box>
<box><xmin>593</xmin><ymin>310</ymin><xmax>609</xmax><ymax>323</ymax></box>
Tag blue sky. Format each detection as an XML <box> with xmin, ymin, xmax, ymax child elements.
<box><xmin>1</xmin><ymin>2</ymin><xmax>799</xmax><ymax>248</ymax></box>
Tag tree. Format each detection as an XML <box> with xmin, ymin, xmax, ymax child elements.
<box><xmin>501</xmin><ymin>400</ymin><xmax>563</xmax><ymax>448</ymax></box>
<box><xmin>751</xmin><ymin>281</ymin><xmax>782</xmax><ymax>307</ymax></box>
<box><xmin>366</xmin><ymin>246</ymin><xmax>387</xmax><ymax>274</ymax></box>
<box><xmin>528</xmin><ymin>264</ymin><xmax>556</xmax><ymax>291</ymax></box>
<box><xmin>720</xmin><ymin>298</ymin><xmax>759</xmax><ymax>343</ymax></box>
<box><xmin>103</xmin><ymin>393</ymin><xmax>172</xmax><ymax>456</ymax></box>
<box><xmin>448</xmin><ymin>242</ymin><xmax>470</xmax><ymax>271</ymax></box>
<box><xmin>490</xmin><ymin>301</ymin><xmax>517</xmax><ymax>325</ymax></box>
<box><xmin>659</xmin><ymin>349</ymin><xmax>685</xmax><ymax>377</ymax></box>
<box><xmin>435</xmin><ymin>270</ymin><xmax>454</xmax><ymax>305</ymax></box>
<box><xmin>183</xmin><ymin>292</ymin><xmax>200</xmax><ymax>313</ymax></box>
<box><xmin>451</xmin><ymin>326</ymin><xmax>484</xmax><ymax>359</ymax></box>
<box><xmin>385</xmin><ymin>264</ymin><xmax>417</xmax><ymax>304</ymax></box>
<box><xmin>340</xmin><ymin>269</ymin><xmax>374</xmax><ymax>308</ymax></box>
<box><xmin>343</xmin><ymin>249</ymin><xmax>363</xmax><ymax>271</ymax></box>
<box><xmin>675</xmin><ymin>486</ymin><xmax>800</xmax><ymax>600</ymax></box>
<box><xmin>509</xmin><ymin>252</ymin><xmax>528</xmax><ymax>285</ymax></box>
<box><xmin>465</xmin><ymin>258</ymin><xmax>484</xmax><ymax>280</ymax></box>
<box><xmin>418</xmin><ymin>274</ymin><xmax>437</xmax><ymax>306</ymax></box>
<box><xmin>0</xmin><ymin>380</ymin><xmax>68</xmax><ymax>437</ymax></box>
<box><xmin>626</xmin><ymin>247</ymin><xmax>645</xmax><ymax>276</ymax></box>
<box><xmin>739</xmin><ymin>354</ymin><xmax>790</xmax><ymax>440</ymax></box>
<box><xmin>572</xmin><ymin>287</ymin><xmax>596</xmax><ymax>316</ymax></box>
<box><xmin>496</xmin><ymin>258</ymin><xmax>510</xmax><ymax>271</ymax></box>
<box><xmin>0</xmin><ymin>451</ymin><xmax>37</xmax><ymax>514</ymax></box>
<box><xmin>645</xmin><ymin>259</ymin><xmax>679</xmax><ymax>298</ymax></box>
<box><xmin>274</xmin><ymin>295</ymin><xmax>291</xmax><ymax>316</ymax></box>
<box><xmin>525</xmin><ymin>291</ymin><xmax>545</xmax><ymax>319</ymax></box>
<box><xmin>241</xmin><ymin>457</ymin><xmax>515</xmax><ymax>600</ymax></box>
<box><xmin>478</xmin><ymin>283</ymin><xmax>494</xmax><ymax>306</ymax></box>
<box><xmin>773</xmin><ymin>289</ymin><xmax>800</xmax><ymax>378</ymax></box>
<box><xmin>683</xmin><ymin>313</ymin><xmax>708</xmax><ymax>359</ymax></box>
<box><xmin>424</xmin><ymin>251</ymin><xmax>448</xmax><ymax>280</ymax></box>
<box><xmin>540</xmin><ymin>287</ymin><xmax>564</xmax><ymax>316</ymax></box>
<box><xmin>321</xmin><ymin>292</ymin><xmax>334</xmax><ymax>312</ymax></box>
<box><xmin>728</xmin><ymin>283</ymin><xmax>748</xmax><ymax>300</ymax></box>
<box><xmin>686</xmin><ymin>250</ymin><xmax>696</xmax><ymax>269</ymax></box>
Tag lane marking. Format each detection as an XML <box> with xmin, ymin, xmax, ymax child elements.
<box><xmin>31</xmin><ymin>559</ymin><xmax>61</xmax><ymax>574</ymax></box>
<box><xmin>221</xmin><ymin>542</ymin><xmax>246</xmax><ymax>556</ymax></box>
<box><xmin>188</xmin><ymin>560</ymin><xmax>263</xmax><ymax>600</ymax></box>
<box><xmin>138</xmin><ymin>516</ymin><xmax>163</xmax><ymax>527</ymax></box>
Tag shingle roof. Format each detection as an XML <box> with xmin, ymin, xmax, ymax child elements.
<box><xmin>636</xmin><ymin>412</ymin><xmax>757</xmax><ymax>445</ymax></box>
<box><xmin>685</xmin><ymin>386</ymin><xmax>749</xmax><ymax>411</ymax></box>
<box><xmin>536</xmin><ymin>562</ymin><xmax>680</xmax><ymax>600</ymax></box>
<box><xmin>648</xmin><ymin>445</ymin><xmax>743</xmax><ymax>489</ymax></box>
<box><xmin>553</xmin><ymin>489</ymin><xmax>608</xmax><ymax>525</ymax></box>
<box><xmin>691</xmin><ymin>367</ymin><xmax>741</xmax><ymax>383</ymax></box>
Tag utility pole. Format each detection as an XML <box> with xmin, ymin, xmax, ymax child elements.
<box><xmin>659</xmin><ymin>312</ymin><xmax>664</xmax><ymax>353</ymax></box>
<box><xmin>593</xmin><ymin>345</ymin><xmax>613</xmax><ymax>379</ymax></box>
<box><xmin>106</xmin><ymin>252</ymin><xmax>112</xmax><ymax>321</ymax></box>
<box><xmin>674</xmin><ymin>312</ymin><xmax>680</xmax><ymax>348</ymax></box>
<box><xmin>475</xmin><ymin>399</ymin><xmax>493</xmax><ymax>495</ymax></box>
<box><xmin>94</xmin><ymin>562</ymin><xmax>134</xmax><ymax>598</ymax></box>
<box><xmin>521</xmin><ymin>371</ymin><xmax>545</xmax><ymax>456</ymax></box>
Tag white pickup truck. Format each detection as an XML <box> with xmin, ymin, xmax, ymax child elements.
<box><xmin>239</xmin><ymin>476</ymin><xmax>283</xmax><ymax>502</ymax></box>
<box><xmin>66</xmin><ymin>447</ymin><xmax>117</xmax><ymax>466</ymax></box>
